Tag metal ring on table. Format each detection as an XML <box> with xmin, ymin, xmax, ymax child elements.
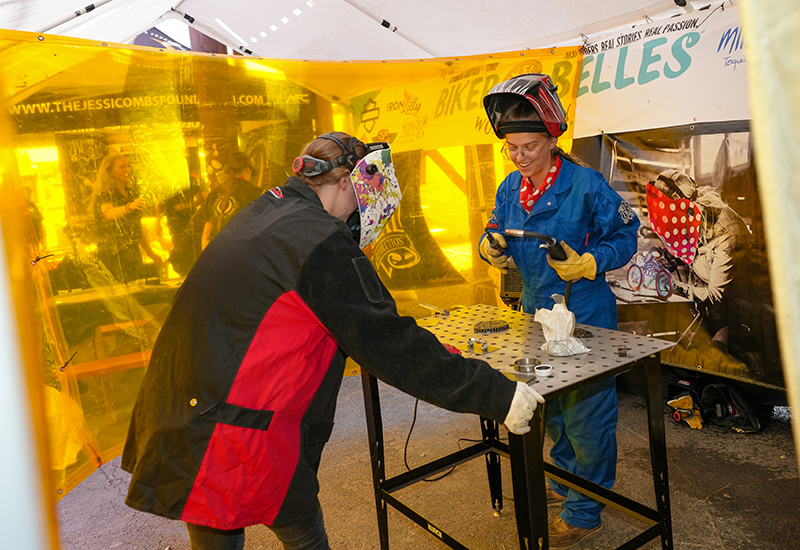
<box><xmin>513</xmin><ymin>357</ymin><xmax>541</xmax><ymax>372</ymax></box>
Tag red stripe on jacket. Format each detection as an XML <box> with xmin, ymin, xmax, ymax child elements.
<box><xmin>181</xmin><ymin>290</ymin><xmax>337</xmax><ymax>527</ymax></box>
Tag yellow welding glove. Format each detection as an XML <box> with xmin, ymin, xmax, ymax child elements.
<box><xmin>667</xmin><ymin>395</ymin><xmax>694</xmax><ymax>411</ymax></box>
<box><xmin>480</xmin><ymin>233</ymin><xmax>509</xmax><ymax>273</ymax></box>
<box><xmin>686</xmin><ymin>411</ymin><xmax>704</xmax><ymax>430</ymax></box>
<box><xmin>546</xmin><ymin>241</ymin><xmax>597</xmax><ymax>281</ymax></box>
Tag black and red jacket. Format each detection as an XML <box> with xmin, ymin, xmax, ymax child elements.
<box><xmin>121</xmin><ymin>177</ymin><xmax>516</xmax><ymax>529</ymax></box>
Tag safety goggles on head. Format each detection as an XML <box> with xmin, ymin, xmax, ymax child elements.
<box><xmin>654</xmin><ymin>171</ymin><xmax>698</xmax><ymax>202</ymax></box>
<box><xmin>291</xmin><ymin>133</ymin><xmax>362</xmax><ymax>177</ymax></box>
<box><xmin>348</xmin><ymin>143</ymin><xmax>401</xmax><ymax>249</ymax></box>
<box><xmin>483</xmin><ymin>73</ymin><xmax>568</xmax><ymax>139</ymax></box>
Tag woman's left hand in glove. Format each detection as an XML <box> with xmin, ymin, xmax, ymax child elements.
<box><xmin>547</xmin><ymin>241</ymin><xmax>596</xmax><ymax>282</ymax></box>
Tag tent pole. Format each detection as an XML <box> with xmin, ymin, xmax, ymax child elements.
<box><xmin>34</xmin><ymin>0</ymin><xmax>117</xmax><ymax>35</ymax></box>
<box><xmin>339</xmin><ymin>0</ymin><xmax>442</xmax><ymax>57</ymax></box>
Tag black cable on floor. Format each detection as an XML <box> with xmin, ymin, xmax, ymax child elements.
<box><xmin>403</xmin><ymin>398</ymin><xmax>460</xmax><ymax>482</ymax></box>
<box><xmin>402</xmin><ymin>400</ymin><xmax>518</xmax><ymax>499</ymax></box>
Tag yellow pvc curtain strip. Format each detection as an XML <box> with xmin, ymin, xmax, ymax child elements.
<box><xmin>1</xmin><ymin>28</ymin><xmax>582</xmax><ymax>501</ymax></box>
<box><xmin>0</xmin><ymin>70</ymin><xmax>60</xmax><ymax>548</ymax></box>
<box><xmin>739</xmin><ymin>0</ymin><xmax>800</xmax><ymax>471</ymax></box>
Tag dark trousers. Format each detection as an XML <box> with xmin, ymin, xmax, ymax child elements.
<box><xmin>186</xmin><ymin>507</ymin><xmax>330</xmax><ymax>550</ymax></box>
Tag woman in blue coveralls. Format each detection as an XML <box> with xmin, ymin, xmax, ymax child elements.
<box><xmin>478</xmin><ymin>74</ymin><xmax>640</xmax><ymax>549</ymax></box>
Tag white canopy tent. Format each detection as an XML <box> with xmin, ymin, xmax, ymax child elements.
<box><xmin>2</xmin><ymin>0</ymin><xmax>717</xmax><ymax>60</ymax></box>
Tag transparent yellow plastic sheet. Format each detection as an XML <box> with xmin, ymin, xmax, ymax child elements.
<box><xmin>0</xmin><ymin>29</ymin><xmax>581</xmax><ymax>500</ymax></box>
<box><xmin>0</xmin><ymin>62</ymin><xmax>60</xmax><ymax>549</ymax></box>
<box><xmin>740</xmin><ymin>0</ymin><xmax>800</xmax><ymax>471</ymax></box>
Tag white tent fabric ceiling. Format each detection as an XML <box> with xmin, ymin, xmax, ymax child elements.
<box><xmin>1</xmin><ymin>0</ymin><xmax>722</xmax><ymax>60</ymax></box>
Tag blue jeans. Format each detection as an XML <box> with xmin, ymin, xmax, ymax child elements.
<box><xmin>546</xmin><ymin>377</ymin><xmax>618</xmax><ymax>529</ymax></box>
<box><xmin>186</xmin><ymin>507</ymin><xmax>330</xmax><ymax>550</ymax></box>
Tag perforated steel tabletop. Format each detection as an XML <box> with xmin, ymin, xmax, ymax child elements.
<box><xmin>420</xmin><ymin>304</ymin><xmax>674</xmax><ymax>396</ymax></box>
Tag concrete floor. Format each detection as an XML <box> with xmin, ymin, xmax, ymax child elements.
<box><xmin>57</xmin><ymin>375</ymin><xmax>799</xmax><ymax>550</ymax></box>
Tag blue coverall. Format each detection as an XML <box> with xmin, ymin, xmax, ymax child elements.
<box><xmin>480</xmin><ymin>159</ymin><xmax>640</xmax><ymax>528</ymax></box>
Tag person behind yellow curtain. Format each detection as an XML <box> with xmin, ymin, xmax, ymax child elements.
<box><xmin>156</xmin><ymin>177</ymin><xmax>205</xmax><ymax>277</ymax></box>
<box><xmin>92</xmin><ymin>153</ymin><xmax>162</xmax><ymax>283</ymax></box>
<box><xmin>200</xmin><ymin>152</ymin><xmax>263</xmax><ymax>250</ymax></box>
<box><xmin>22</xmin><ymin>174</ymin><xmax>46</xmax><ymax>249</ymax></box>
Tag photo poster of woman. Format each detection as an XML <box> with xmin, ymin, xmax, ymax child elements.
<box><xmin>572</xmin><ymin>123</ymin><xmax>782</xmax><ymax>390</ymax></box>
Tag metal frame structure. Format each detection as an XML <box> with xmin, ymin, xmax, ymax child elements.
<box><xmin>361</xmin><ymin>304</ymin><xmax>674</xmax><ymax>549</ymax></box>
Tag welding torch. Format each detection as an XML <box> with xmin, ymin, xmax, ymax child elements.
<box><xmin>485</xmin><ymin>229</ymin><xmax>572</xmax><ymax>306</ymax></box>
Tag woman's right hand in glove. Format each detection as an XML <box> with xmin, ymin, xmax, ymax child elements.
<box><xmin>480</xmin><ymin>233</ymin><xmax>509</xmax><ymax>272</ymax></box>
<box><xmin>503</xmin><ymin>381</ymin><xmax>545</xmax><ymax>435</ymax></box>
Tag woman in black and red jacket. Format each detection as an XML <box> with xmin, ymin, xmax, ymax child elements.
<box><xmin>121</xmin><ymin>132</ymin><xmax>543</xmax><ymax>550</ymax></box>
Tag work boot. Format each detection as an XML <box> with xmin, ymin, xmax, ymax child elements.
<box><xmin>546</xmin><ymin>488</ymin><xmax>566</xmax><ymax>507</ymax></box>
<box><xmin>546</xmin><ymin>517</ymin><xmax>601</xmax><ymax>549</ymax></box>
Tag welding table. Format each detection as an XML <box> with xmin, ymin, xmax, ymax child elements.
<box><xmin>361</xmin><ymin>304</ymin><xmax>675</xmax><ymax>550</ymax></box>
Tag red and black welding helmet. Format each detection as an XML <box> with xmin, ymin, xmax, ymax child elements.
<box><xmin>483</xmin><ymin>73</ymin><xmax>568</xmax><ymax>139</ymax></box>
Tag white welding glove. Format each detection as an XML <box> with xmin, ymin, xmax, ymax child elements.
<box><xmin>480</xmin><ymin>232</ymin><xmax>509</xmax><ymax>272</ymax></box>
<box><xmin>503</xmin><ymin>382</ymin><xmax>545</xmax><ymax>435</ymax></box>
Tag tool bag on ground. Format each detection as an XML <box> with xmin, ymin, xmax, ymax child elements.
<box><xmin>699</xmin><ymin>384</ymin><xmax>762</xmax><ymax>433</ymax></box>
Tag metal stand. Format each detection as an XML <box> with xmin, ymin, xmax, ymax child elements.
<box><xmin>361</xmin><ymin>305</ymin><xmax>674</xmax><ymax>549</ymax></box>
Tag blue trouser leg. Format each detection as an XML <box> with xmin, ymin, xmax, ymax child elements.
<box><xmin>546</xmin><ymin>377</ymin><xmax>618</xmax><ymax>529</ymax></box>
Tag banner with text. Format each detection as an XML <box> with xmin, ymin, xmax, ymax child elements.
<box><xmin>575</xmin><ymin>5</ymin><xmax>748</xmax><ymax>137</ymax></box>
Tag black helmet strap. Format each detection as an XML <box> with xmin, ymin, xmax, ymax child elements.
<box><xmin>497</xmin><ymin>120</ymin><xmax>548</xmax><ymax>138</ymax></box>
<box><xmin>319</xmin><ymin>133</ymin><xmax>360</xmax><ymax>171</ymax></box>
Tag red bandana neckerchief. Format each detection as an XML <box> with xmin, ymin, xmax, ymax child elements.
<box><xmin>520</xmin><ymin>156</ymin><xmax>562</xmax><ymax>212</ymax></box>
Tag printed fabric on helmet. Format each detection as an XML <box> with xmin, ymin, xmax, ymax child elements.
<box><xmin>349</xmin><ymin>147</ymin><xmax>401</xmax><ymax>249</ymax></box>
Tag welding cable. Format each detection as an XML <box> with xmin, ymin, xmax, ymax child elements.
<box><xmin>402</xmin><ymin>399</ymin><xmax>459</xmax><ymax>482</ymax></box>
<box><xmin>402</xmin><ymin>400</ymin><xmax>524</xmax><ymax>498</ymax></box>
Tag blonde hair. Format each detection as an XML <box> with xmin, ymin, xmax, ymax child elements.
<box><xmin>95</xmin><ymin>152</ymin><xmax>129</xmax><ymax>193</ymax></box>
<box><xmin>90</xmin><ymin>152</ymin><xmax>129</xmax><ymax>209</ymax></box>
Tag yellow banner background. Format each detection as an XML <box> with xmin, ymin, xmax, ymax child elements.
<box><xmin>1</xmin><ymin>29</ymin><xmax>581</xmax><ymax>500</ymax></box>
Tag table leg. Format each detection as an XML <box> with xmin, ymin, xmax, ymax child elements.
<box><xmin>480</xmin><ymin>417</ymin><xmax>503</xmax><ymax>512</ymax></box>
<box><xmin>644</xmin><ymin>353</ymin><xmax>673</xmax><ymax>549</ymax></box>
<box><xmin>509</xmin><ymin>408</ymin><xmax>549</xmax><ymax>550</ymax></box>
<box><xmin>361</xmin><ymin>370</ymin><xmax>389</xmax><ymax>550</ymax></box>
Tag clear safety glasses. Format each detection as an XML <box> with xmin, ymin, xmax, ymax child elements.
<box><xmin>501</xmin><ymin>141</ymin><xmax>549</xmax><ymax>161</ymax></box>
